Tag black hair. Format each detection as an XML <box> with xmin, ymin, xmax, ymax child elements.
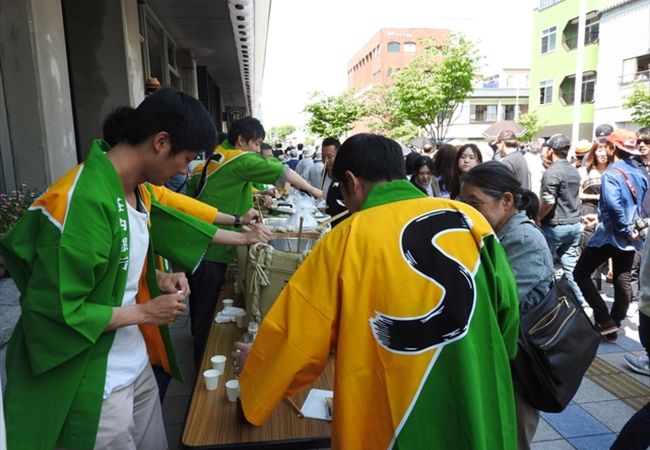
<box><xmin>116</xmin><ymin>88</ymin><xmax>216</xmax><ymax>156</ymax></box>
<box><xmin>412</xmin><ymin>155</ymin><xmax>435</xmax><ymax>178</ymax></box>
<box><xmin>227</xmin><ymin>116</ymin><xmax>265</xmax><ymax>146</ymax></box>
<box><xmin>552</xmin><ymin>147</ymin><xmax>570</xmax><ymax>159</ymax></box>
<box><xmin>433</xmin><ymin>144</ymin><xmax>458</xmax><ymax>193</ymax></box>
<box><xmin>452</xmin><ymin>143</ymin><xmax>483</xmax><ymax>196</ymax></box>
<box><xmin>260</xmin><ymin>142</ymin><xmax>273</xmax><ymax>151</ymax></box>
<box><xmin>321</xmin><ymin>137</ymin><xmax>341</xmax><ymax>149</ymax></box>
<box><xmin>404</xmin><ymin>151</ymin><xmax>422</xmax><ymax>175</ymax></box>
<box><xmin>297</xmin><ymin>143</ymin><xmax>304</xmax><ymax>150</ymax></box>
<box><xmin>461</xmin><ymin>161</ymin><xmax>538</xmax><ymax>219</ymax></box>
<box><xmin>102</xmin><ymin>106</ymin><xmax>135</xmax><ymax>147</ymax></box>
<box><xmin>638</xmin><ymin>127</ymin><xmax>650</xmax><ymax>144</ymax></box>
<box><xmin>332</xmin><ymin>133</ymin><xmax>406</xmax><ymax>186</ymax></box>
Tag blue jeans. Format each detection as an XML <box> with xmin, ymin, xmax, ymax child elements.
<box><xmin>542</xmin><ymin>222</ymin><xmax>584</xmax><ymax>303</ymax></box>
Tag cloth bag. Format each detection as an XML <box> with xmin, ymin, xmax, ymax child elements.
<box><xmin>511</xmin><ymin>275</ymin><xmax>600</xmax><ymax>412</ymax></box>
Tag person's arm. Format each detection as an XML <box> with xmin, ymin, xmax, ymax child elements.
<box><xmin>537</xmin><ymin>172</ymin><xmax>557</xmax><ymax>222</ymax></box>
<box><xmin>600</xmin><ymin>173</ymin><xmax>637</xmax><ymax>239</ymax></box>
<box><xmin>106</xmin><ymin>292</ymin><xmax>187</xmax><ymax>330</ymax></box>
<box><xmin>285</xmin><ymin>168</ymin><xmax>323</xmax><ymax>199</ymax></box>
<box><xmin>210</xmin><ymin>223</ymin><xmax>272</xmax><ymax>246</ymax></box>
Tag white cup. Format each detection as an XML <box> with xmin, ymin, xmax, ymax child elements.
<box><xmin>211</xmin><ymin>354</ymin><xmax>227</xmax><ymax>373</ymax></box>
<box><xmin>225</xmin><ymin>379</ymin><xmax>240</xmax><ymax>402</ymax></box>
<box><xmin>222</xmin><ymin>299</ymin><xmax>234</xmax><ymax>309</ymax></box>
<box><xmin>203</xmin><ymin>369</ymin><xmax>220</xmax><ymax>391</ymax></box>
<box><xmin>234</xmin><ymin>310</ymin><xmax>247</xmax><ymax>328</ymax></box>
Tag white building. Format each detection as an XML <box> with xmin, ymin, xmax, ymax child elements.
<box><xmin>445</xmin><ymin>69</ymin><xmax>530</xmax><ymax>142</ymax></box>
<box><xmin>593</xmin><ymin>0</ymin><xmax>650</xmax><ymax>130</ymax></box>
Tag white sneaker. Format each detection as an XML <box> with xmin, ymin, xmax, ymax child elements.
<box><xmin>623</xmin><ymin>354</ymin><xmax>650</xmax><ymax>376</ymax></box>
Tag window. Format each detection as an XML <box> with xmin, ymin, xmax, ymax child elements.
<box><xmin>584</xmin><ymin>16</ymin><xmax>599</xmax><ymax>44</ymax></box>
<box><xmin>470</xmin><ymin>105</ymin><xmax>498</xmax><ymax>123</ymax></box>
<box><xmin>539</xmin><ymin>79</ymin><xmax>553</xmax><ymax>104</ymax></box>
<box><xmin>504</xmin><ymin>105</ymin><xmax>517</xmax><ymax>121</ymax></box>
<box><xmin>404</xmin><ymin>42</ymin><xmax>416</xmax><ymax>53</ymax></box>
<box><xmin>539</xmin><ymin>0</ymin><xmax>563</xmax><ymax>10</ymax></box>
<box><xmin>139</xmin><ymin>5</ymin><xmax>183</xmax><ymax>92</ymax></box>
<box><xmin>560</xmin><ymin>72</ymin><xmax>596</xmax><ymax>104</ymax></box>
<box><xmin>541</xmin><ymin>27</ymin><xmax>556</xmax><ymax>54</ymax></box>
<box><xmin>387</xmin><ymin>42</ymin><xmax>401</xmax><ymax>53</ymax></box>
<box><xmin>563</xmin><ymin>13</ymin><xmax>599</xmax><ymax>49</ymax></box>
<box><xmin>621</xmin><ymin>54</ymin><xmax>650</xmax><ymax>84</ymax></box>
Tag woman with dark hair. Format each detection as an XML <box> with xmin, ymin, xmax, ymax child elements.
<box><xmin>578</xmin><ymin>141</ymin><xmax>612</xmax><ymax>203</ymax></box>
<box><xmin>410</xmin><ymin>156</ymin><xmax>441</xmax><ymax>197</ymax></box>
<box><xmin>460</xmin><ymin>160</ymin><xmax>554</xmax><ymax>450</ymax></box>
<box><xmin>432</xmin><ymin>144</ymin><xmax>458</xmax><ymax>198</ymax></box>
<box><xmin>451</xmin><ymin>143</ymin><xmax>483</xmax><ymax>197</ymax></box>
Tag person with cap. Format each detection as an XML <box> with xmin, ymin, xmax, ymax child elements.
<box><xmin>538</xmin><ymin>134</ymin><xmax>585</xmax><ymax>306</ymax></box>
<box><xmin>594</xmin><ymin>124</ymin><xmax>614</xmax><ymax>144</ymax></box>
<box><xmin>573</xmin><ymin>139</ymin><xmax>594</xmax><ymax>169</ymax></box>
<box><xmin>495</xmin><ymin>130</ymin><xmax>531</xmax><ymax>190</ymax></box>
<box><xmin>295</xmin><ymin>145</ymin><xmax>315</xmax><ymax>179</ymax></box>
<box><xmin>574</xmin><ymin>129</ymin><xmax>649</xmax><ymax>343</ymax></box>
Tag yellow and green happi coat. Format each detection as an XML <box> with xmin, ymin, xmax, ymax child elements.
<box><xmin>0</xmin><ymin>140</ymin><xmax>218</xmax><ymax>450</ymax></box>
<box><xmin>186</xmin><ymin>140</ymin><xmax>285</xmax><ymax>263</ymax></box>
<box><xmin>240</xmin><ymin>180</ymin><xmax>520</xmax><ymax>450</ymax></box>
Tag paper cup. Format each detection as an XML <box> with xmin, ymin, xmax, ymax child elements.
<box><xmin>222</xmin><ymin>299</ymin><xmax>234</xmax><ymax>309</ymax></box>
<box><xmin>211</xmin><ymin>354</ymin><xmax>227</xmax><ymax>373</ymax></box>
<box><xmin>203</xmin><ymin>369</ymin><xmax>220</xmax><ymax>391</ymax></box>
<box><xmin>225</xmin><ymin>379</ymin><xmax>240</xmax><ymax>402</ymax></box>
<box><xmin>234</xmin><ymin>310</ymin><xmax>247</xmax><ymax>328</ymax></box>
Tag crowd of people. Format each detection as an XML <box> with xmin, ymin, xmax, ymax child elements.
<box><xmin>1</xmin><ymin>87</ymin><xmax>649</xmax><ymax>450</ymax></box>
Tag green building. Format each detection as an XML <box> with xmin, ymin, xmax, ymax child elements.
<box><xmin>529</xmin><ymin>0</ymin><xmax>614</xmax><ymax>139</ymax></box>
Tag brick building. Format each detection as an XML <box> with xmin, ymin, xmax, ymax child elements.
<box><xmin>347</xmin><ymin>28</ymin><xmax>449</xmax><ymax>93</ymax></box>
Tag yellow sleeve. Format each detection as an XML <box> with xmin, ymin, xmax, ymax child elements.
<box><xmin>239</xmin><ymin>228</ymin><xmax>348</xmax><ymax>425</ymax></box>
<box><xmin>149</xmin><ymin>184</ymin><xmax>218</xmax><ymax>224</ymax></box>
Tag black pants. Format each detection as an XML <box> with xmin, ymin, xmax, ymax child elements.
<box><xmin>640</xmin><ymin>311</ymin><xmax>650</xmax><ymax>358</ymax></box>
<box><xmin>188</xmin><ymin>260</ymin><xmax>227</xmax><ymax>366</ymax></box>
<box><xmin>574</xmin><ymin>244</ymin><xmax>635</xmax><ymax>327</ymax></box>
<box><xmin>611</xmin><ymin>401</ymin><xmax>650</xmax><ymax>450</ymax></box>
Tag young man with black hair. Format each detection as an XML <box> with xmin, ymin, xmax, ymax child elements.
<box><xmin>316</xmin><ymin>137</ymin><xmax>347</xmax><ymax>226</ymax></box>
<box><xmin>186</xmin><ymin>116</ymin><xmax>321</xmax><ymax>365</ymax></box>
<box><xmin>0</xmin><ymin>89</ymin><xmax>270</xmax><ymax>449</ymax></box>
<box><xmin>234</xmin><ymin>133</ymin><xmax>520</xmax><ymax>449</ymax></box>
<box><xmin>538</xmin><ymin>134</ymin><xmax>585</xmax><ymax>305</ymax></box>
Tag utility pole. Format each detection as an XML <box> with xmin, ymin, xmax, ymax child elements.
<box><xmin>571</xmin><ymin>0</ymin><xmax>587</xmax><ymax>146</ymax></box>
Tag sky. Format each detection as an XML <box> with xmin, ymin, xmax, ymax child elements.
<box><xmin>259</xmin><ymin>0</ymin><xmax>538</xmax><ymax>129</ymax></box>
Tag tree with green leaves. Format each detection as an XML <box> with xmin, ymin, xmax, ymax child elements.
<box><xmin>362</xmin><ymin>85</ymin><xmax>419</xmax><ymax>143</ymax></box>
<box><xmin>517</xmin><ymin>112</ymin><xmax>543</xmax><ymax>143</ymax></box>
<box><xmin>624</xmin><ymin>84</ymin><xmax>650</xmax><ymax>128</ymax></box>
<box><xmin>267</xmin><ymin>124</ymin><xmax>296</xmax><ymax>143</ymax></box>
<box><xmin>304</xmin><ymin>90</ymin><xmax>366</xmax><ymax>139</ymax></box>
<box><xmin>392</xmin><ymin>33</ymin><xmax>480</xmax><ymax>144</ymax></box>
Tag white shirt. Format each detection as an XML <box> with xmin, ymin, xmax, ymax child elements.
<box><xmin>103</xmin><ymin>201</ymin><xmax>150</xmax><ymax>398</ymax></box>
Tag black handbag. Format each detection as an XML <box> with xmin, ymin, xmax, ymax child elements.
<box><xmin>511</xmin><ymin>275</ymin><xmax>601</xmax><ymax>412</ymax></box>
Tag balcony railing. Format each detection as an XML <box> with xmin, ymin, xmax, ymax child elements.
<box><xmin>620</xmin><ymin>70</ymin><xmax>650</xmax><ymax>85</ymax></box>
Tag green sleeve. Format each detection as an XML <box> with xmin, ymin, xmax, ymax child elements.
<box><xmin>149</xmin><ymin>201</ymin><xmax>218</xmax><ymax>273</ymax></box>
<box><xmin>232</xmin><ymin>153</ymin><xmax>285</xmax><ymax>185</ymax></box>
<box><xmin>5</xmin><ymin>209</ymin><xmax>115</xmax><ymax>375</ymax></box>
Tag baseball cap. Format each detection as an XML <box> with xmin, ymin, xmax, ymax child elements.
<box><xmin>545</xmin><ymin>134</ymin><xmax>571</xmax><ymax>151</ymax></box>
<box><xmin>594</xmin><ymin>124</ymin><xmax>614</xmax><ymax>139</ymax></box>
<box><xmin>607</xmin><ymin>129</ymin><xmax>641</xmax><ymax>155</ymax></box>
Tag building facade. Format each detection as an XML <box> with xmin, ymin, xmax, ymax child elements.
<box><xmin>593</xmin><ymin>0</ymin><xmax>650</xmax><ymax>130</ymax></box>
<box><xmin>0</xmin><ymin>0</ymin><xmax>270</xmax><ymax>193</ymax></box>
<box><xmin>347</xmin><ymin>28</ymin><xmax>449</xmax><ymax>93</ymax></box>
<box><xmin>529</xmin><ymin>0</ymin><xmax>613</xmax><ymax>139</ymax></box>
